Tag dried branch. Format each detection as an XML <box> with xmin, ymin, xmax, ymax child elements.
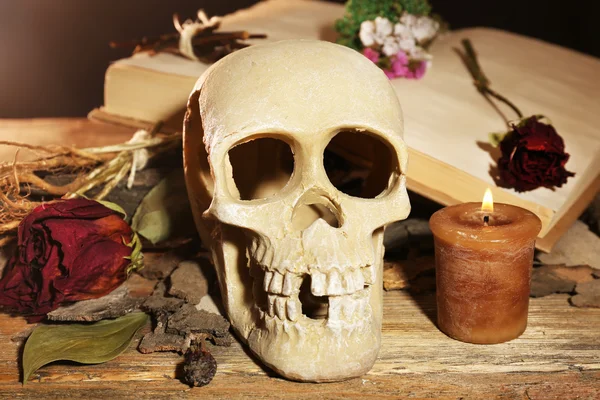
<box><xmin>0</xmin><ymin>122</ymin><xmax>179</xmax><ymax>241</ymax></box>
<box><xmin>110</xmin><ymin>10</ymin><xmax>266</xmax><ymax>62</ymax></box>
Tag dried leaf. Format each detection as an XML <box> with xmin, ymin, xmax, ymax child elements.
<box><xmin>537</xmin><ymin>221</ymin><xmax>600</xmax><ymax>269</ymax></box>
<box><xmin>570</xmin><ymin>279</ymin><xmax>600</xmax><ymax>308</ymax></box>
<box><xmin>168</xmin><ymin>260</ymin><xmax>211</xmax><ymax>304</ymax></box>
<box><xmin>125</xmin><ymin>231</ymin><xmax>144</xmax><ymax>275</ymax></box>
<box><xmin>97</xmin><ymin>200</ymin><xmax>128</xmax><ymax>217</ymax></box>
<box><xmin>131</xmin><ymin>170</ymin><xmax>194</xmax><ymax>244</ymax></box>
<box><xmin>22</xmin><ymin>312</ymin><xmax>148</xmax><ymax>384</ymax></box>
<box><xmin>488</xmin><ymin>132</ymin><xmax>507</xmax><ymax>147</ymax></box>
<box><xmin>530</xmin><ymin>266</ymin><xmax>576</xmax><ymax>297</ymax></box>
<box><xmin>138</xmin><ymin>330</ymin><xmax>188</xmax><ymax>354</ymax></box>
<box><xmin>383</xmin><ymin>256</ymin><xmax>435</xmax><ymax>291</ymax></box>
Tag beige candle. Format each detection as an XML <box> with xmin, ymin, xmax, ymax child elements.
<box><xmin>429</xmin><ymin>189</ymin><xmax>542</xmax><ymax>344</ymax></box>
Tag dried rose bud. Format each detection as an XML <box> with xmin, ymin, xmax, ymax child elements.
<box><xmin>183</xmin><ymin>344</ymin><xmax>217</xmax><ymax>387</ymax></box>
<box><xmin>0</xmin><ymin>199</ymin><xmax>140</xmax><ymax>317</ymax></box>
<box><xmin>497</xmin><ymin>116</ymin><xmax>575</xmax><ymax>192</ymax></box>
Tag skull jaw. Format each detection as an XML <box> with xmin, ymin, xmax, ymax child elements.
<box><xmin>212</xmin><ymin>226</ymin><xmax>386</xmax><ymax>382</ymax></box>
<box><xmin>247</xmin><ymin>311</ymin><xmax>381</xmax><ymax>382</ymax></box>
<box><xmin>221</xmin><ymin>266</ymin><xmax>383</xmax><ymax>382</ymax></box>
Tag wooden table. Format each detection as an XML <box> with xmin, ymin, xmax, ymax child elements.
<box><xmin>0</xmin><ymin>120</ymin><xmax>599</xmax><ymax>399</ymax></box>
<box><xmin>0</xmin><ymin>291</ymin><xmax>598</xmax><ymax>399</ymax></box>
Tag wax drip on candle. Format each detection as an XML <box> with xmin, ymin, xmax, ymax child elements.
<box><xmin>482</xmin><ymin>188</ymin><xmax>494</xmax><ymax>226</ymax></box>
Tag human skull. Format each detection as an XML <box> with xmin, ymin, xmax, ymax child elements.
<box><xmin>183</xmin><ymin>40</ymin><xmax>410</xmax><ymax>382</ymax></box>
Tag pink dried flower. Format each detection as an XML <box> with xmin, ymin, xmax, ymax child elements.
<box><xmin>362</xmin><ymin>47</ymin><xmax>380</xmax><ymax>63</ymax></box>
<box><xmin>393</xmin><ymin>50</ymin><xmax>409</xmax><ymax>66</ymax></box>
<box><xmin>405</xmin><ymin>61</ymin><xmax>427</xmax><ymax>80</ymax></box>
<box><xmin>384</xmin><ymin>50</ymin><xmax>410</xmax><ymax>79</ymax></box>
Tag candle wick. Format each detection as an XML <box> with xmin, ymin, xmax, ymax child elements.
<box><xmin>483</xmin><ymin>215</ymin><xmax>490</xmax><ymax>226</ymax></box>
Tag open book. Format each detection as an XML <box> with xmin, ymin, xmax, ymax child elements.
<box><xmin>94</xmin><ymin>0</ymin><xmax>600</xmax><ymax>252</ymax></box>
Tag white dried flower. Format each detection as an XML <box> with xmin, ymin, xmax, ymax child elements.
<box><xmin>359</xmin><ymin>20</ymin><xmax>376</xmax><ymax>47</ymax></box>
<box><xmin>382</xmin><ymin>36</ymin><xmax>401</xmax><ymax>56</ymax></box>
<box><xmin>373</xmin><ymin>16</ymin><xmax>393</xmax><ymax>44</ymax></box>
<box><xmin>398</xmin><ymin>37</ymin><xmax>416</xmax><ymax>53</ymax></box>
<box><xmin>359</xmin><ymin>17</ymin><xmax>395</xmax><ymax>47</ymax></box>
<box><xmin>400</xmin><ymin>13</ymin><xmax>417</xmax><ymax>28</ymax></box>
<box><xmin>374</xmin><ymin>17</ymin><xmax>393</xmax><ymax>38</ymax></box>
<box><xmin>412</xmin><ymin>16</ymin><xmax>440</xmax><ymax>43</ymax></box>
<box><xmin>393</xmin><ymin>22</ymin><xmax>413</xmax><ymax>39</ymax></box>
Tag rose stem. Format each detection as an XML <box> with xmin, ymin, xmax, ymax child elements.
<box><xmin>455</xmin><ymin>39</ymin><xmax>523</xmax><ymax>124</ymax></box>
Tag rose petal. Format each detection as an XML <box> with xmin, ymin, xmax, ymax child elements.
<box><xmin>54</xmin><ymin>237</ymin><xmax>131</xmax><ymax>301</ymax></box>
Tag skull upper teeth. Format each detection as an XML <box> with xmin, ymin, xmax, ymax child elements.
<box><xmin>269</xmin><ymin>271</ymin><xmax>284</xmax><ymax>294</ymax></box>
<box><xmin>256</xmin><ymin>261</ymin><xmax>373</xmax><ymax>323</ymax></box>
<box><xmin>282</xmin><ymin>273</ymin><xmax>302</xmax><ymax>296</ymax></box>
<box><xmin>262</xmin><ymin>266</ymin><xmax>372</xmax><ymax>296</ymax></box>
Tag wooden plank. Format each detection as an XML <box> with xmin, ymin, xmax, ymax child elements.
<box><xmin>0</xmin><ymin>291</ymin><xmax>598</xmax><ymax>399</ymax></box>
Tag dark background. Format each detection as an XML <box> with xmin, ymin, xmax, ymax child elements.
<box><xmin>1</xmin><ymin>0</ymin><xmax>598</xmax><ymax>118</ymax></box>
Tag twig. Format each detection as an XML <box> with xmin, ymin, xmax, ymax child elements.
<box><xmin>95</xmin><ymin>160</ymin><xmax>132</xmax><ymax>200</ymax></box>
<box><xmin>11</xmin><ymin>149</ymin><xmax>20</xmax><ymax>189</ymax></box>
<box><xmin>19</xmin><ymin>173</ymin><xmax>83</xmax><ymax>196</ymax></box>
<box><xmin>0</xmin><ymin>235</ymin><xmax>16</xmax><ymax>247</ymax></box>
<box><xmin>0</xmin><ymin>154</ymin><xmax>107</xmax><ymax>175</ymax></box>
<box><xmin>455</xmin><ymin>39</ymin><xmax>523</xmax><ymax>125</ymax></box>
<box><xmin>0</xmin><ymin>141</ymin><xmax>67</xmax><ymax>154</ymax></box>
<box><xmin>0</xmin><ymin>190</ymin><xmax>29</xmax><ymax>211</ymax></box>
<box><xmin>0</xmin><ymin>220</ymin><xmax>20</xmax><ymax>232</ymax></box>
<box><xmin>147</xmin><ymin>120</ymin><xmax>164</xmax><ymax>137</ymax></box>
<box><xmin>82</xmin><ymin>135</ymin><xmax>178</xmax><ymax>154</ymax></box>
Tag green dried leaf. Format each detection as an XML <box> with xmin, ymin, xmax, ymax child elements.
<box><xmin>125</xmin><ymin>232</ymin><xmax>144</xmax><ymax>275</ymax></box>
<box><xmin>532</xmin><ymin>114</ymin><xmax>552</xmax><ymax>125</ymax></box>
<box><xmin>131</xmin><ymin>169</ymin><xmax>194</xmax><ymax>244</ymax></box>
<box><xmin>97</xmin><ymin>200</ymin><xmax>128</xmax><ymax>217</ymax></box>
<box><xmin>22</xmin><ymin>312</ymin><xmax>148</xmax><ymax>384</ymax></box>
<box><xmin>488</xmin><ymin>132</ymin><xmax>507</xmax><ymax>147</ymax></box>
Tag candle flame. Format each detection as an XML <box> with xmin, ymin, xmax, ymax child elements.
<box><xmin>482</xmin><ymin>188</ymin><xmax>494</xmax><ymax>213</ymax></box>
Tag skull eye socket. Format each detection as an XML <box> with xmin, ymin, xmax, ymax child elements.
<box><xmin>324</xmin><ymin>130</ymin><xmax>397</xmax><ymax>199</ymax></box>
<box><xmin>228</xmin><ymin>137</ymin><xmax>295</xmax><ymax>201</ymax></box>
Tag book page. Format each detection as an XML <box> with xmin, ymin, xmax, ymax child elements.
<box><xmin>393</xmin><ymin>28</ymin><xmax>600</xmax><ymax>211</ymax></box>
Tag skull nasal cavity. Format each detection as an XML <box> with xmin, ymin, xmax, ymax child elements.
<box><xmin>291</xmin><ymin>192</ymin><xmax>342</xmax><ymax>231</ymax></box>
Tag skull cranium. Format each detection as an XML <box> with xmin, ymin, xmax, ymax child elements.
<box><xmin>183</xmin><ymin>40</ymin><xmax>410</xmax><ymax>382</ymax></box>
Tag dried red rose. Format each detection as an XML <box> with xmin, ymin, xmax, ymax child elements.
<box><xmin>497</xmin><ymin>116</ymin><xmax>575</xmax><ymax>192</ymax></box>
<box><xmin>0</xmin><ymin>199</ymin><xmax>140</xmax><ymax>317</ymax></box>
